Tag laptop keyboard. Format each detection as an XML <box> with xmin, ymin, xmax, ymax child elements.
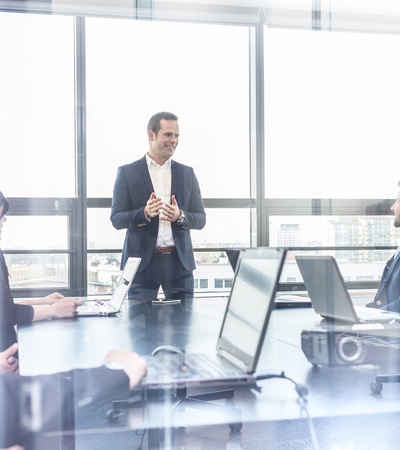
<box><xmin>80</xmin><ymin>302</ymin><xmax>115</xmax><ymax>313</ymax></box>
<box><xmin>97</xmin><ymin>301</ymin><xmax>116</xmax><ymax>311</ymax></box>
<box><xmin>81</xmin><ymin>305</ymin><xmax>98</xmax><ymax>313</ymax></box>
<box><xmin>184</xmin><ymin>353</ymin><xmax>235</xmax><ymax>378</ymax></box>
<box><xmin>355</xmin><ymin>306</ymin><xmax>400</xmax><ymax>322</ymax></box>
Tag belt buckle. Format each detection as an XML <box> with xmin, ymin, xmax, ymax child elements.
<box><xmin>155</xmin><ymin>246</ymin><xmax>173</xmax><ymax>254</ymax></box>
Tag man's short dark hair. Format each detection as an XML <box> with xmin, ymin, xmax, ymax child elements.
<box><xmin>147</xmin><ymin>112</ymin><xmax>178</xmax><ymax>135</ymax></box>
<box><xmin>0</xmin><ymin>191</ymin><xmax>9</xmax><ymax>219</ymax></box>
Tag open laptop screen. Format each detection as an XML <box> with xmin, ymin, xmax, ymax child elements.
<box><xmin>217</xmin><ymin>247</ymin><xmax>287</xmax><ymax>373</ymax></box>
<box><xmin>295</xmin><ymin>255</ymin><xmax>358</xmax><ymax>322</ymax></box>
<box><xmin>225</xmin><ymin>248</ymin><xmax>243</xmax><ymax>272</ymax></box>
<box><xmin>109</xmin><ymin>257</ymin><xmax>141</xmax><ymax>310</ymax></box>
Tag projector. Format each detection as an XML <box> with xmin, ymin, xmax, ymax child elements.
<box><xmin>301</xmin><ymin>326</ymin><xmax>400</xmax><ymax>367</ymax></box>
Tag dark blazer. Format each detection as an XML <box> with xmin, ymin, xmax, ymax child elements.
<box><xmin>110</xmin><ymin>156</ymin><xmax>206</xmax><ymax>272</ymax></box>
<box><xmin>373</xmin><ymin>253</ymin><xmax>400</xmax><ymax>312</ymax></box>
<box><xmin>0</xmin><ymin>250</ymin><xmax>34</xmax><ymax>351</ymax></box>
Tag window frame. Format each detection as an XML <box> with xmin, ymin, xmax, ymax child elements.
<box><xmin>1</xmin><ymin>4</ymin><xmax>398</xmax><ymax>298</ymax></box>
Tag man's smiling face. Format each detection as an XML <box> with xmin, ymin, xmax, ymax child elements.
<box><xmin>148</xmin><ymin>119</ymin><xmax>179</xmax><ymax>165</ymax></box>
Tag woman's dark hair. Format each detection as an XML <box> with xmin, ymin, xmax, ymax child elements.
<box><xmin>0</xmin><ymin>191</ymin><xmax>9</xmax><ymax>219</ymax></box>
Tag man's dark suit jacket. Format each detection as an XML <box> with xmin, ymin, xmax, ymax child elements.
<box><xmin>110</xmin><ymin>156</ymin><xmax>206</xmax><ymax>271</ymax></box>
<box><xmin>373</xmin><ymin>253</ymin><xmax>400</xmax><ymax>312</ymax></box>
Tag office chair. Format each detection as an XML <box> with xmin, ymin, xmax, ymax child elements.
<box><xmin>370</xmin><ymin>346</ymin><xmax>400</xmax><ymax>393</ymax></box>
<box><xmin>106</xmin><ymin>384</ymin><xmax>242</xmax><ymax>432</ymax></box>
<box><xmin>370</xmin><ymin>374</ymin><xmax>400</xmax><ymax>393</ymax></box>
<box><xmin>21</xmin><ymin>373</ymin><xmax>75</xmax><ymax>450</ymax></box>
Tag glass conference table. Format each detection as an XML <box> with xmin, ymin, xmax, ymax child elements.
<box><xmin>17</xmin><ymin>297</ymin><xmax>400</xmax><ymax>449</ymax></box>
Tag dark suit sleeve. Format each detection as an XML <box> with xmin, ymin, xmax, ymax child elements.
<box><xmin>110</xmin><ymin>165</ymin><xmax>149</xmax><ymax>230</ymax></box>
<box><xmin>180</xmin><ymin>169</ymin><xmax>206</xmax><ymax>231</ymax></box>
<box><xmin>73</xmin><ymin>365</ymin><xmax>130</xmax><ymax>399</ymax></box>
<box><xmin>172</xmin><ymin>165</ymin><xmax>206</xmax><ymax>231</ymax></box>
<box><xmin>383</xmin><ymin>297</ymin><xmax>400</xmax><ymax>312</ymax></box>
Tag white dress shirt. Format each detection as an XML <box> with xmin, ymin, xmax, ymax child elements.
<box><xmin>146</xmin><ymin>153</ymin><xmax>175</xmax><ymax>247</ymax></box>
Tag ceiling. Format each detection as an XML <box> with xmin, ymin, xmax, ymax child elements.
<box><xmin>2</xmin><ymin>0</ymin><xmax>400</xmax><ymax>33</ymax></box>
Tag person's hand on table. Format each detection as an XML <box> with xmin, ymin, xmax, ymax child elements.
<box><xmin>41</xmin><ymin>292</ymin><xmax>66</xmax><ymax>304</ymax></box>
<box><xmin>50</xmin><ymin>298</ymin><xmax>82</xmax><ymax>318</ymax></box>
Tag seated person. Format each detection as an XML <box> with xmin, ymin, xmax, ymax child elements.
<box><xmin>369</xmin><ymin>184</ymin><xmax>400</xmax><ymax>312</ymax></box>
<box><xmin>0</xmin><ymin>190</ymin><xmax>82</xmax><ymax>352</ymax></box>
<box><xmin>0</xmin><ymin>344</ymin><xmax>147</xmax><ymax>449</ymax></box>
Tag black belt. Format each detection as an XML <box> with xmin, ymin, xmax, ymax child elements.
<box><xmin>154</xmin><ymin>246</ymin><xmax>176</xmax><ymax>254</ymax></box>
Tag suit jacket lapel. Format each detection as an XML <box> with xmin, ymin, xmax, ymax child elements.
<box><xmin>385</xmin><ymin>254</ymin><xmax>399</xmax><ymax>279</ymax></box>
<box><xmin>376</xmin><ymin>254</ymin><xmax>398</xmax><ymax>298</ymax></box>
<box><xmin>139</xmin><ymin>156</ymin><xmax>154</xmax><ymax>194</ymax></box>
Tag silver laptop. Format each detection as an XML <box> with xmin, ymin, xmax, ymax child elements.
<box><xmin>296</xmin><ymin>255</ymin><xmax>400</xmax><ymax>324</ymax></box>
<box><xmin>143</xmin><ymin>247</ymin><xmax>287</xmax><ymax>386</ymax></box>
<box><xmin>76</xmin><ymin>257</ymin><xmax>141</xmax><ymax>317</ymax></box>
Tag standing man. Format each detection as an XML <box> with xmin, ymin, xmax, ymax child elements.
<box><xmin>111</xmin><ymin>112</ymin><xmax>206</xmax><ymax>308</ymax></box>
<box><xmin>370</xmin><ymin>182</ymin><xmax>400</xmax><ymax>312</ymax></box>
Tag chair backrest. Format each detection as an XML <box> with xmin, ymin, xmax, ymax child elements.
<box><xmin>21</xmin><ymin>373</ymin><xmax>75</xmax><ymax>450</ymax></box>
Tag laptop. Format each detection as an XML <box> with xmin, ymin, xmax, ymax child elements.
<box><xmin>76</xmin><ymin>257</ymin><xmax>141</xmax><ymax>317</ymax></box>
<box><xmin>142</xmin><ymin>247</ymin><xmax>287</xmax><ymax>386</ymax></box>
<box><xmin>225</xmin><ymin>248</ymin><xmax>311</xmax><ymax>309</ymax></box>
<box><xmin>296</xmin><ymin>255</ymin><xmax>400</xmax><ymax>324</ymax></box>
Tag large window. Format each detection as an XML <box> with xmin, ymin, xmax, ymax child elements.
<box><xmin>1</xmin><ymin>5</ymin><xmax>400</xmax><ymax>297</ymax></box>
<box><xmin>2</xmin><ymin>215</ymin><xmax>69</xmax><ymax>289</ymax></box>
<box><xmin>264</xmin><ymin>27</ymin><xmax>400</xmax><ymax>199</ymax></box>
<box><xmin>0</xmin><ymin>13</ymin><xmax>75</xmax><ymax>198</ymax></box>
<box><xmin>85</xmin><ymin>18</ymin><xmax>250</xmax><ymax>199</ymax></box>
<box><xmin>263</xmin><ymin>27</ymin><xmax>400</xmax><ymax>286</ymax></box>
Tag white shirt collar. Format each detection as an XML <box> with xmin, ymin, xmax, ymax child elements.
<box><xmin>146</xmin><ymin>153</ymin><xmax>171</xmax><ymax>169</ymax></box>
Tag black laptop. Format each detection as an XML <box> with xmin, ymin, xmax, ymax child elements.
<box><xmin>142</xmin><ymin>247</ymin><xmax>287</xmax><ymax>386</ymax></box>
